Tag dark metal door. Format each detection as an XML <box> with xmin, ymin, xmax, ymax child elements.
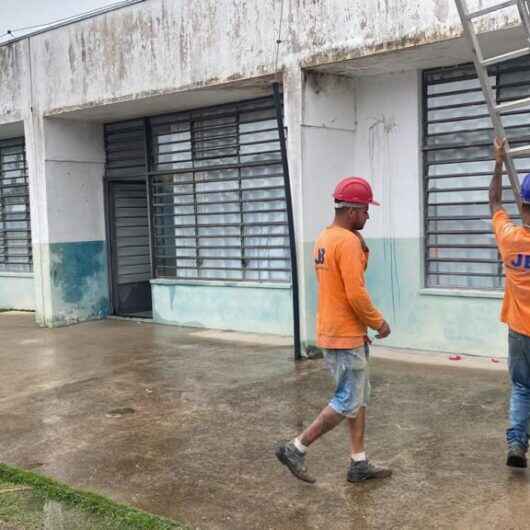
<box><xmin>108</xmin><ymin>181</ymin><xmax>152</xmax><ymax>317</ymax></box>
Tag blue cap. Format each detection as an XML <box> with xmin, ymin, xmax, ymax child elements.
<box><xmin>522</xmin><ymin>173</ymin><xmax>530</xmax><ymax>204</ymax></box>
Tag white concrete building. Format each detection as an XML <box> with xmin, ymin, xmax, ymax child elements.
<box><xmin>1</xmin><ymin>0</ymin><xmax>528</xmax><ymax>357</ymax></box>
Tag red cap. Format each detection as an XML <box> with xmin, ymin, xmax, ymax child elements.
<box><xmin>333</xmin><ymin>177</ymin><xmax>380</xmax><ymax>206</ymax></box>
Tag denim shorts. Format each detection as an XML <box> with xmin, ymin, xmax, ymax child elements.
<box><xmin>324</xmin><ymin>347</ymin><xmax>370</xmax><ymax>418</ymax></box>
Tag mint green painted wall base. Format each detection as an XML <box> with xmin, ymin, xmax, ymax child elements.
<box><xmin>302</xmin><ymin>239</ymin><xmax>509</xmax><ymax>357</ymax></box>
<box><xmin>0</xmin><ymin>274</ymin><xmax>35</xmax><ymax>310</ymax></box>
<box><xmin>151</xmin><ymin>280</ymin><xmax>293</xmax><ymax>336</ymax></box>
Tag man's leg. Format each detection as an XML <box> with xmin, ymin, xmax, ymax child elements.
<box><xmin>275</xmin><ymin>349</ymin><xmax>350</xmax><ymax>483</ymax></box>
<box><xmin>274</xmin><ymin>405</ymin><xmax>344</xmax><ymax>483</ymax></box>
<box><xmin>299</xmin><ymin>405</ymin><xmax>345</xmax><ymax>447</ymax></box>
<box><xmin>346</xmin><ymin>407</ymin><xmax>391</xmax><ymax>482</ymax></box>
<box><xmin>506</xmin><ymin>330</ymin><xmax>530</xmax><ymax>468</ymax></box>
<box><xmin>348</xmin><ymin>406</ymin><xmax>366</xmax><ymax>456</ymax></box>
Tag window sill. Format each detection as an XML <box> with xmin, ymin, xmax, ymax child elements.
<box><xmin>150</xmin><ymin>278</ymin><xmax>292</xmax><ymax>290</ymax></box>
<box><xmin>0</xmin><ymin>271</ymin><xmax>33</xmax><ymax>278</ymax></box>
<box><xmin>419</xmin><ymin>288</ymin><xmax>503</xmax><ymax>300</ymax></box>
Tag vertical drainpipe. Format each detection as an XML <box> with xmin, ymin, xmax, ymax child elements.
<box><xmin>272</xmin><ymin>82</ymin><xmax>302</xmax><ymax>361</ymax></box>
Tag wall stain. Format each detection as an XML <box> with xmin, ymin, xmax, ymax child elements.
<box><xmin>368</xmin><ymin>114</ymin><xmax>400</xmax><ymax>321</ymax></box>
<box><xmin>434</xmin><ymin>0</ymin><xmax>450</xmax><ymax>23</ymax></box>
<box><xmin>49</xmin><ymin>241</ymin><xmax>110</xmax><ymax>326</ymax></box>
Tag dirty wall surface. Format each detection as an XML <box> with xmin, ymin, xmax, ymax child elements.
<box><xmin>0</xmin><ymin>0</ymin><xmax>519</xmax><ymax>120</ymax></box>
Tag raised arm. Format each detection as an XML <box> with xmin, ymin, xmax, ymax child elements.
<box><xmin>489</xmin><ymin>137</ymin><xmax>506</xmax><ymax>215</ymax></box>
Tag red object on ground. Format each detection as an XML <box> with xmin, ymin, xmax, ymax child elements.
<box><xmin>449</xmin><ymin>355</ymin><xmax>462</xmax><ymax>361</ymax></box>
<box><xmin>333</xmin><ymin>177</ymin><xmax>380</xmax><ymax>206</ymax></box>
<box><xmin>491</xmin><ymin>358</ymin><xmax>500</xmax><ymax>363</ymax></box>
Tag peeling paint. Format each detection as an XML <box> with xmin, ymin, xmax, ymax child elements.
<box><xmin>0</xmin><ymin>0</ymin><xmax>523</xmax><ymax>120</ymax></box>
<box><xmin>48</xmin><ymin>241</ymin><xmax>110</xmax><ymax>327</ymax></box>
<box><xmin>0</xmin><ymin>42</ymin><xmax>24</xmax><ymax>122</ymax></box>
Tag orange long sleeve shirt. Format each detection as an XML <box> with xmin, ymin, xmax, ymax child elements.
<box><xmin>314</xmin><ymin>225</ymin><xmax>384</xmax><ymax>350</ymax></box>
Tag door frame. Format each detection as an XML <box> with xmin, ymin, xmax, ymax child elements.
<box><xmin>104</xmin><ymin>176</ymin><xmax>153</xmax><ymax>316</ymax></box>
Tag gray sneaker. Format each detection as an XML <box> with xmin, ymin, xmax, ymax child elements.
<box><xmin>347</xmin><ymin>459</ymin><xmax>392</xmax><ymax>482</ymax></box>
<box><xmin>275</xmin><ymin>440</ymin><xmax>316</xmax><ymax>483</ymax></box>
<box><xmin>507</xmin><ymin>445</ymin><xmax>527</xmax><ymax>468</ymax></box>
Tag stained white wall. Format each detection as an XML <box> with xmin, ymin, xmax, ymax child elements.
<box><xmin>27</xmin><ymin>117</ymin><xmax>107</xmax><ymax>324</ymax></box>
<box><xmin>294</xmin><ymin>69</ymin><xmax>423</xmax><ymax>347</ymax></box>
<box><xmin>0</xmin><ymin>0</ymin><xmax>523</xmax><ymax>124</ymax></box>
<box><xmin>353</xmin><ymin>71</ymin><xmax>421</xmax><ymax>240</ymax></box>
<box><xmin>28</xmin><ymin>118</ymin><xmax>106</xmax><ymax>246</ymax></box>
<box><xmin>300</xmin><ymin>72</ymin><xmax>358</xmax><ymax>243</ymax></box>
<box><xmin>298</xmin><ymin>70</ymin><xmax>421</xmax><ymax>245</ymax></box>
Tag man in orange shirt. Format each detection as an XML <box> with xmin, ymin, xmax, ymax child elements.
<box><xmin>275</xmin><ymin>177</ymin><xmax>392</xmax><ymax>483</ymax></box>
<box><xmin>491</xmin><ymin>138</ymin><xmax>530</xmax><ymax>468</ymax></box>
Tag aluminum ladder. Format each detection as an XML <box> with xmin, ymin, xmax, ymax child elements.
<box><xmin>454</xmin><ymin>0</ymin><xmax>530</xmax><ymax>215</ymax></box>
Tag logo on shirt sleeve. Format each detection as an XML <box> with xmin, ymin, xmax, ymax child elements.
<box><xmin>315</xmin><ymin>248</ymin><xmax>326</xmax><ymax>265</ymax></box>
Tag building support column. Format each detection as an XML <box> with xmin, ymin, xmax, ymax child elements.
<box><xmin>26</xmin><ymin>115</ymin><xmax>109</xmax><ymax>327</ymax></box>
<box><xmin>284</xmin><ymin>69</ymin><xmax>358</xmax><ymax>349</ymax></box>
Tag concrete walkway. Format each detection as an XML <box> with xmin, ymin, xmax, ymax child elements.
<box><xmin>0</xmin><ymin>312</ymin><xmax>528</xmax><ymax>529</ymax></box>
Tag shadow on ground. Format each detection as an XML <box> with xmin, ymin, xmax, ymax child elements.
<box><xmin>0</xmin><ymin>312</ymin><xmax>526</xmax><ymax>529</ymax></box>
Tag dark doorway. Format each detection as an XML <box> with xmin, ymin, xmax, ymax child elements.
<box><xmin>107</xmin><ymin>180</ymin><xmax>152</xmax><ymax>318</ymax></box>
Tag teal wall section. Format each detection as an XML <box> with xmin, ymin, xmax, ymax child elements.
<box><xmin>46</xmin><ymin>241</ymin><xmax>110</xmax><ymax>327</ymax></box>
<box><xmin>0</xmin><ymin>274</ymin><xmax>35</xmax><ymax>310</ymax></box>
<box><xmin>152</xmin><ymin>279</ymin><xmax>293</xmax><ymax>336</ymax></box>
<box><xmin>302</xmin><ymin>239</ymin><xmax>508</xmax><ymax>357</ymax></box>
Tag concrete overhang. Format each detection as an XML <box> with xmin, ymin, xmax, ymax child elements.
<box><xmin>0</xmin><ymin>121</ymin><xmax>24</xmax><ymax>140</ymax></box>
<box><xmin>44</xmin><ymin>74</ymin><xmax>278</xmax><ymax>124</ymax></box>
<box><xmin>309</xmin><ymin>26</ymin><xmax>528</xmax><ymax>77</ymax></box>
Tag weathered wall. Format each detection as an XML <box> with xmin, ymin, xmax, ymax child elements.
<box><xmin>0</xmin><ymin>0</ymin><xmax>522</xmax><ymax>120</ymax></box>
<box><xmin>299</xmin><ymin>70</ymin><xmax>508</xmax><ymax>357</ymax></box>
<box><xmin>28</xmin><ymin>118</ymin><xmax>109</xmax><ymax>327</ymax></box>
<box><xmin>152</xmin><ymin>280</ymin><xmax>293</xmax><ymax>336</ymax></box>
<box><xmin>0</xmin><ymin>0</ymin><xmax>519</xmax><ymax>344</ymax></box>
<box><xmin>0</xmin><ymin>41</ymin><xmax>26</xmax><ymax>125</ymax></box>
<box><xmin>0</xmin><ymin>273</ymin><xmax>35</xmax><ymax>310</ymax></box>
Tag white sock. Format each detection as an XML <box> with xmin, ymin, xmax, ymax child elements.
<box><xmin>352</xmin><ymin>451</ymin><xmax>367</xmax><ymax>462</ymax></box>
<box><xmin>293</xmin><ymin>437</ymin><xmax>307</xmax><ymax>454</ymax></box>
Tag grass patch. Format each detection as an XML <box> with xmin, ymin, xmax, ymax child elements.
<box><xmin>0</xmin><ymin>479</ymin><xmax>43</xmax><ymax>529</ymax></box>
<box><xmin>0</xmin><ymin>465</ymin><xmax>188</xmax><ymax>530</ymax></box>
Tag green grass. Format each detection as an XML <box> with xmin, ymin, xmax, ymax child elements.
<box><xmin>0</xmin><ymin>480</ymin><xmax>43</xmax><ymax>529</ymax></box>
<box><xmin>0</xmin><ymin>465</ymin><xmax>189</xmax><ymax>530</ymax></box>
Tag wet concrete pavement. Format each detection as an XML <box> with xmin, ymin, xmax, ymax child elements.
<box><xmin>0</xmin><ymin>312</ymin><xmax>528</xmax><ymax>529</ymax></box>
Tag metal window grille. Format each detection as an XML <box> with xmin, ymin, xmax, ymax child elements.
<box><xmin>0</xmin><ymin>138</ymin><xmax>32</xmax><ymax>272</ymax></box>
<box><xmin>423</xmin><ymin>57</ymin><xmax>530</xmax><ymax>290</ymax></box>
<box><xmin>104</xmin><ymin>96</ymin><xmax>291</xmax><ymax>283</ymax></box>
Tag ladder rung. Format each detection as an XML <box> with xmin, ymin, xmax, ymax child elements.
<box><xmin>467</xmin><ymin>0</ymin><xmax>517</xmax><ymax>20</ymax></box>
<box><xmin>508</xmin><ymin>145</ymin><xmax>530</xmax><ymax>157</ymax></box>
<box><xmin>496</xmin><ymin>96</ymin><xmax>530</xmax><ymax>112</ymax></box>
<box><xmin>482</xmin><ymin>47</ymin><xmax>530</xmax><ymax>67</ymax></box>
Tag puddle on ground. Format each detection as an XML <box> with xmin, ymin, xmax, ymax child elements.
<box><xmin>105</xmin><ymin>407</ymin><xmax>136</xmax><ymax>418</ymax></box>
